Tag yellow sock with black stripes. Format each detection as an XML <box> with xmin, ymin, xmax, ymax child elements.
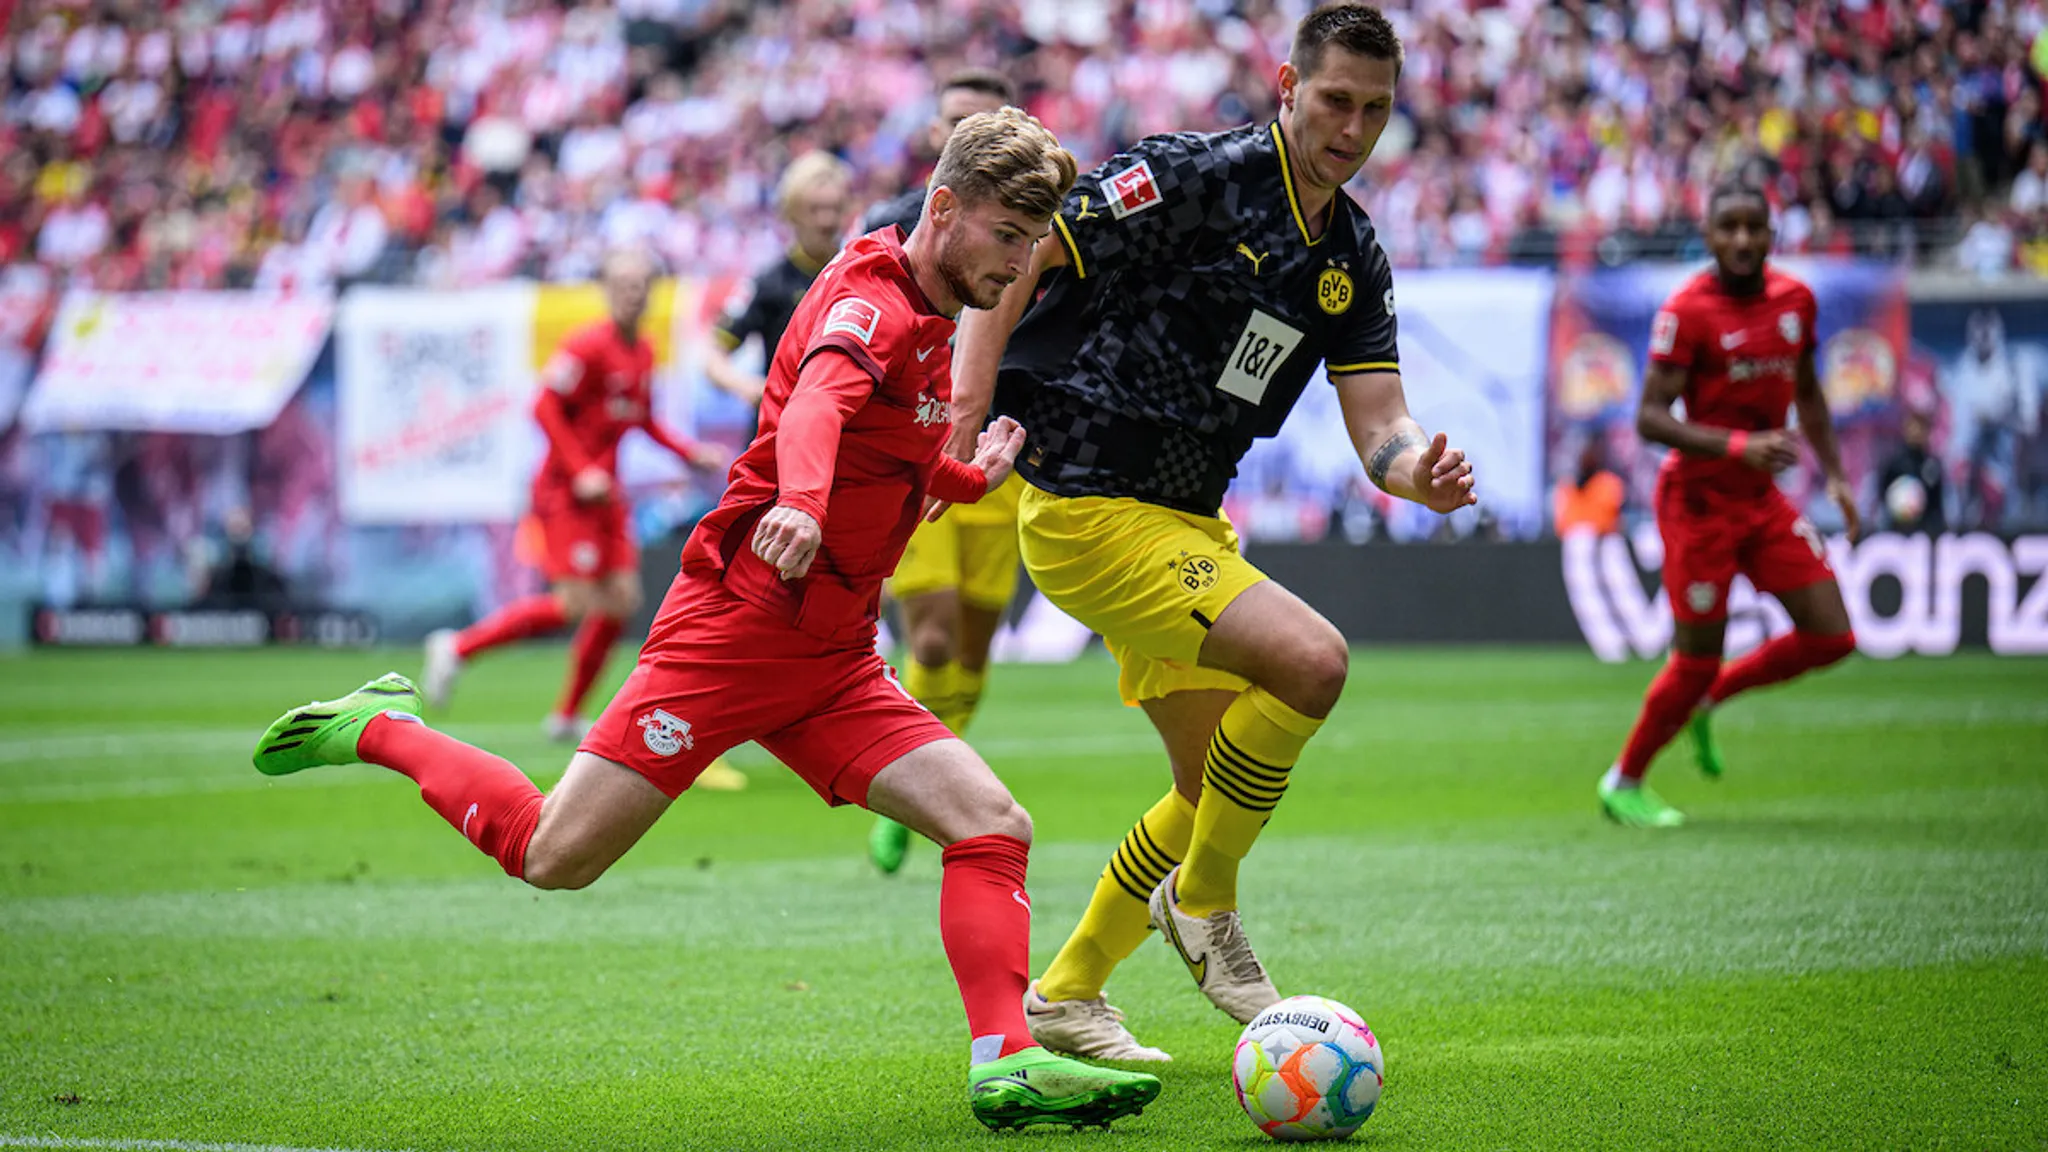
<box><xmin>1176</xmin><ymin>686</ymin><xmax>1325</xmax><ymax>917</ymax></box>
<box><xmin>1037</xmin><ymin>789</ymin><xmax>1196</xmax><ymax>1003</ymax></box>
<box><xmin>954</xmin><ymin>664</ymin><xmax>988</xmax><ymax>733</ymax></box>
<box><xmin>904</xmin><ymin>658</ymin><xmax>967</xmax><ymax>733</ymax></box>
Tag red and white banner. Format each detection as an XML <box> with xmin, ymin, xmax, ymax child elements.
<box><xmin>21</xmin><ymin>290</ymin><xmax>332</xmax><ymax>433</ymax></box>
<box><xmin>336</xmin><ymin>285</ymin><xmax>538</xmax><ymax>524</ymax></box>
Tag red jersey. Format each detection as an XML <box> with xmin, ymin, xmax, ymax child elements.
<box><xmin>1648</xmin><ymin>266</ymin><xmax>1817</xmax><ymax>501</ymax></box>
<box><xmin>682</xmin><ymin>229</ymin><xmax>988</xmax><ymax>644</ymax></box>
<box><xmin>533</xmin><ymin>318</ymin><xmax>696</xmax><ymax>494</ymax></box>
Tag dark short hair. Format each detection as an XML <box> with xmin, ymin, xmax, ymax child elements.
<box><xmin>1291</xmin><ymin>3</ymin><xmax>1404</xmax><ymax>79</ymax></box>
<box><xmin>941</xmin><ymin>67</ymin><xmax>1017</xmax><ymax>106</ymax></box>
<box><xmin>1707</xmin><ymin>176</ymin><xmax>1770</xmax><ymax>221</ymax></box>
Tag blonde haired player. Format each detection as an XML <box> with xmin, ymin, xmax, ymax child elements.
<box><xmin>256</xmin><ymin>108</ymin><xmax>1163</xmax><ymax>1132</ymax></box>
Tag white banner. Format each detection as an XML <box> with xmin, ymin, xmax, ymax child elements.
<box><xmin>1564</xmin><ymin>530</ymin><xmax>2048</xmax><ymax>661</ymax></box>
<box><xmin>1238</xmin><ymin>268</ymin><xmax>1553</xmax><ymax>540</ymax></box>
<box><xmin>21</xmin><ymin>290</ymin><xmax>332</xmax><ymax>433</ymax></box>
<box><xmin>337</xmin><ymin>285</ymin><xmax>538</xmax><ymax>524</ymax></box>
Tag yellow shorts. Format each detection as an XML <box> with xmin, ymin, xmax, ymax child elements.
<box><xmin>1016</xmin><ymin>486</ymin><xmax>1266</xmax><ymax>705</ymax></box>
<box><xmin>890</xmin><ymin>474</ymin><xmax>1024</xmax><ymax>610</ymax></box>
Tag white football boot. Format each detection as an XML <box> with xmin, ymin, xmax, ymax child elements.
<box><xmin>1148</xmin><ymin>865</ymin><xmax>1281</xmax><ymax>1024</ymax></box>
<box><xmin>1021</xmin><ymin>981</ymin><xmax>1172</xmax><ymax>1062</ymax></box>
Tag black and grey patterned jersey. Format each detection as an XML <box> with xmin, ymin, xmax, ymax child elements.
<box><xmin>993</xmin><ymin>120</ymin><xmax>1400</xmax><ymax>515</ymax></box>
<box><xmin>713</xmin><ymin>249</ymin><xmax>828</xmax><ymax>357</ymax></box>
<box><xmin>859</xmin><ymin>188</ymin><xmax>925</xmax><ymax>239</ymax></box>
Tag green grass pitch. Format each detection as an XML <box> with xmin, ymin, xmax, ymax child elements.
<box><xmin>2</xmin><ymin>645</ymin><xmax>2045</xmax><ymax>1150</ymax></box>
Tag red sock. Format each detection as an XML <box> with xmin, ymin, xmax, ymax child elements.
<box><xmin>357</xmin><ymin>712</ymin><xmax>544</xmax><ymax>879</ymax></box>
<box><xmin>556</xmin><ymin>614</ymin><xmax>624</xmax><ymax>718</ymax></box>
<box><xmin>939</xmin><ymin>834</ymin><xmax>1040</xmax><ymax>1064</ymax></box>
<box><xmin>455</xmin><ymin>594</ymin><xmax>568</xmax><ymax>659</ymax></box>
<box><xmin>1617</xmin><ymin>652</ymin><xmax>1722</xmax><ymax>780</ymax></box>
<box><xmin>1708</xmin><ymin>630</ymin><xmax>1856</xmax><ymax>706</ymax></box>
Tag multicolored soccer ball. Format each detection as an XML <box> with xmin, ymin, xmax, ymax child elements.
<box><xmin>1231</xmin><ymin>995</ymin><xmax>1384</xmax><ymax>1142</ymax></box>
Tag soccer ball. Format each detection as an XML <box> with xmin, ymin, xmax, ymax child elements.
<box><xmin>1231</xmin><ymin>995</ymin><xmax>1384</xmax><ymax>1142</ymax></box>
<box><xmin>1885</xmin><ymin>474</ymin><xmax>1927</xmax><ymax>527</ymax></box>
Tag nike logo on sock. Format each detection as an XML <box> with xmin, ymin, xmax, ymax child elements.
<box><xmin>462</xmin><ymin>802</ymin><xmax>480</xmax><ymax>840</ymax></box>
<box><xmin>1012</xmin><ymin>889</ymin><xmax>1031</xmax><ymax>911</ymax></box>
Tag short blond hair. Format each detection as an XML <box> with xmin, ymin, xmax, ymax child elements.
<box><xmin>927</xmin><ymin>107</ymin><xmax>1077</xmax><ymax>222</ymax></box>
<box><xmin>776</xmin><ymin>151</ymin><xmax>852</xmax><ymax>219</ymax></box>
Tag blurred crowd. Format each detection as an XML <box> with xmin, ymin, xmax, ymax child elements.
<box><xmin>1</xmin><ymin>0</ymin><xmax>2045</xmax><ymax>302</ymax></box>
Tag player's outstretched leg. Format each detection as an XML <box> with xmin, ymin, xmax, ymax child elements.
<box><xmin>254</xmin><ymin>673</ymin><xmax>421</xmax><ymax>775</ymax></box>
<box><xmin>254</xmin><ymin>673</ymin><xmax>552</xmax><ymax>878</ymax></box>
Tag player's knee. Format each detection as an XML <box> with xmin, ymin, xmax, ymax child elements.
<box><xmin>1284</xmin><ymin>628</ymin><xmax>1349</xmax><ymax>716</ymax></box>
<box><xmin>521</xmin><ymin>843</ymin><xmax>603</xmax><ymax>891</ymax></box>
<box><xmin>909</xmin><ymin>621</ymin><xmax>956</xmax><ymax>668</ymax></box>
<box><xmin>987</xmin><ymin>798</ymin><xmax>1033</xmax><ymax>846</ymax></box>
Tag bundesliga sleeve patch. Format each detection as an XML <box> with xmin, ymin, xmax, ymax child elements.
<box><xmin>1105</xmin><ymin>159</ymin><xmax>1163</xmax><ymax>220</ymax></box>
<box><xmin>821</xmin><ymin>297</ymin><xmax>882</xmax><ymax>344</ymax></box>
<box><xmin>1650</xmin><ymin>310</ymin><xmax>1679</xmax><ymax>356</ymax></box>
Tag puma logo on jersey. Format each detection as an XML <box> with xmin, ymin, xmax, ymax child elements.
<box><xmin>1071</xmin><ymin>195</ymin><xmax>1100</xmax><ymax>221</ymax></box>
<box><xmin>914</xmin><ymin>394</ymin><xmax>949</xmax><ymax>427</ymax></box>
<box><xmin>1236</xmin><ymin>244</ymin><xmax>1270</xmax><ymax>275</ymax></box>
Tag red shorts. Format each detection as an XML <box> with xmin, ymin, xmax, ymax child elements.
<box><xmin>580</xmin><ymin>570</ymin><xmax>953</xmax><ymax>804</ymax></box>
<box><xmin>1656</xmin><ymin>476</ymin><xmax>1836</xmax><ymax>625</ymax></box>
<box><xmin>530</xmin><ymin>485</ymin><xmax>637</xmax><ymax>581</ymax></box>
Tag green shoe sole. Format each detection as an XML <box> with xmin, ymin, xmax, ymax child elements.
<box><xmin>253</xmin><ymin>673</ymin><xmax>421</xmax><ymax>776</ymax></box>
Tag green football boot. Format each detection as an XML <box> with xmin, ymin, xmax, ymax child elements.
<box><xmin>253</xmin><ymin>673</ymin><xmax>421</xmax><ymax>776</ymax></box>
<box><xmin>968</xmin><ymin>1048</ymin><xmax>1162</xmax><ymax>1131</ymax></box>
<box><xmin>1598</xmin><ymin>778</ymin><xmax>1686</xmax><ymax>828</ymax></box>
<box><xmin>1687</xmin><ymin>707</ymin><xmax>1725</xmax><ymax>780</ymax></box>
<box><xmin>869</xmin><ymin>815</ymin><xmax>912</xmax><ymax>874</ymax></box>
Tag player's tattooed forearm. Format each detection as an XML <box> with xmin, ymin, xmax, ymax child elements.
<box><xmin>1367</xmin><ymin>430</ymin><xmax>1427</xmax><ymax>490</ymax></box>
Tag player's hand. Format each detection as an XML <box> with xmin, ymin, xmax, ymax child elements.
<box><xmin>1741</xmin><ymin>430</ymin><xmax>1802</xmax><ymax>473</ymax></box>
<box><xmin>685</xmin><ymin>443</ymin><xmax>729</xmax><ymax>473</ymax></box>
<box><xmin>970</xmin><ymin>416</ymin><xmax>1027</xmax><ymax>493</ymax></box>
<box><xmin>1412</xmin><ymin>432</ymin><xmax>1477</xmax><ymax>514</ymax></box>
<box><xmin>1828</xmin><ymin>476</ymin><xmax>1860</xmax><ymax>541</ymax></box>
<box><xmin>571</xmin><ymin>467</ymin><xmax>614</xmax><ymax>503</ymax></box>
<box><xmin>752</xmin><ymin>505</ymin><xmax>822</xmax><ymax>581</ymax></box>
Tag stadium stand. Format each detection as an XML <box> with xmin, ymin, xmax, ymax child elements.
<box><xmin>2</xmin><ymin>0</ymin><xmax>2044</xmax><ymax>294</ymax></box>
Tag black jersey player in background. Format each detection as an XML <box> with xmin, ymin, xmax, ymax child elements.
<box><xmin>704</xmin><ymin>151</ymin><xmax>854</xmax><ymax>406</ymax></box>
<box><xmin>945</xmin><ymin>2</ymin><xmax>1477</xmax><ymax>1062</ymax></box>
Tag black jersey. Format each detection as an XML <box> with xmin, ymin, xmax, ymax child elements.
<box><xmin>994</xmin><ymin>121</ymin><xmax>1400</xmax><ymax>515</ymax></box>
<box><xmin>859</xmin><ymin>188</ymin><xmax>925</xmax><ymax>239</ymax></box>
<box><xmin>713</xmin><ymin>248</ymin><xmax>828</xmax><ymax>358</ymax></box>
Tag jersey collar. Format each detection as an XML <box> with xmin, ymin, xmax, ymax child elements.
<box><xmin>788</xmin><ymin>243</ymin><xmax>830</xmax><ymax>276</ymax></box>
<box><xmin>1269</xmin><ymin>121</ymin><xmax>1334</xmax><ymax>247</ymax></box>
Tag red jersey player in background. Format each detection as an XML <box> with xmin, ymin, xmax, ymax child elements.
<box><xmin>252</xmin><ymin>108</ymin><xmax>1163</xmax><ymax>1131</ymax></box>
<box><xmin>1600</xmin><ymin>179</ymin><xmax>1859</xmax><ymax>828</ymax></box>
<box><xmin>422</xmin><ymin>251</ymin><xmax>725</xmax><ymax>748</ymax></box>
